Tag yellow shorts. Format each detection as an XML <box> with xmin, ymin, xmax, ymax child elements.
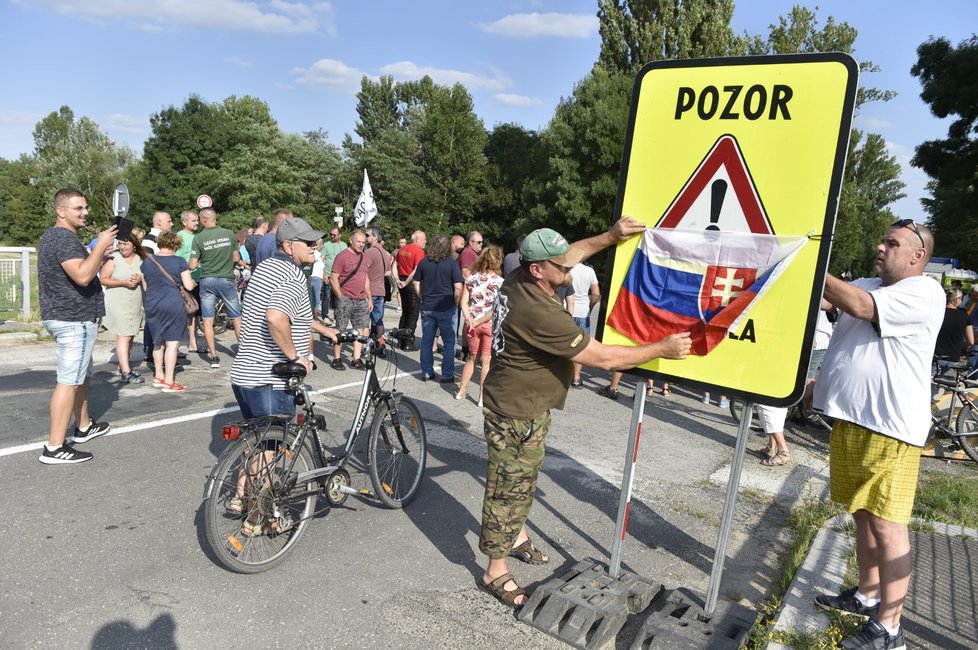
<box><xmin>829</xmin><ymin>420</ymin><xmax>921</xmax><ymax>525</ymax></box>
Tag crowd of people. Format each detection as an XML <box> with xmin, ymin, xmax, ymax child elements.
<box><xmin>36</xmin><ymin>186</ymin><xmax>949</xmax><ymax>649</ymax></box>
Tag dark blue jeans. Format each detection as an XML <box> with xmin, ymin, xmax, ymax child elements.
<box><xmin>420</xmin><ymin>309</ymin><xmax>456</xmax><ymax>379</ymax></box>
<box><xmin>232</xmin><ymin>383</ymin><xmax>296</xmax><ymax>419</ymax></box>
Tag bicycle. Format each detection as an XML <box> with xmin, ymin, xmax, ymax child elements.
<box><xmin>201</xmin><ymin>328</ymin><xmax>427</xmax><ymax>573</ymax></box>
<box><xmin>929</xmin><ymin>362</ymin><xmax>978</xmax><ymax>465</ymax></box>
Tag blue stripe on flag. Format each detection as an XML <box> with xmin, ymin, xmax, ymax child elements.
<box><xmin>622</xmin><ymin>249</ymin><xmax>703</xmax><ymax>319</ymax></box>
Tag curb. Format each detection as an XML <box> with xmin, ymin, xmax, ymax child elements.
<box><xmin>0</xmin><ymin>331</ymin><xmax>39</xmax><ymax>346</ymax></box>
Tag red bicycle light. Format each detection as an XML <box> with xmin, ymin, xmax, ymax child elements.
<box><xmin>222</xmin><ymin>424</ymin><xmax>241</xmax><ymax>441</ymax></box>
<box><xmin>296</xmin><ymin>413</ymin><xmax>306</xmax><ymax>424</ymax></box>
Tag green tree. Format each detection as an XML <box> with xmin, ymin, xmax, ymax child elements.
<box><xmin>911</xmin><ymin>35</ymin><xmax>978</xmax><ymax>267</ymax></box>
<box><xmin>0</xmin><ymin>156</ymin><xmax>48</xmax><ymax>245</ymax></box>
<box><xmin>597</xmin><ymin>0</ymin><xmax>739</xmax><ymax>74</ymax></box>
<box><xmin>749</xmin><ymin>5</ymin><xmax>903</xmax><ymax>274</ymax></box>
<box><xmin>481</xmin><ymin>123</ymin><xmax>549</xmax><ymax>247</ymax></box>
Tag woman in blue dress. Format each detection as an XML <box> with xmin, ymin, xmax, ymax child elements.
<box><xmin>142</xmin><ymin>230</ymin><xmax>196</xmax><ymax>392</ymax></box>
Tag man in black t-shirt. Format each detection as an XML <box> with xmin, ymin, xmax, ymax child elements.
<box><xmin>37</xmin><ymin>188</ymin><xmax>117</xmax><ymax>464</ymax></box>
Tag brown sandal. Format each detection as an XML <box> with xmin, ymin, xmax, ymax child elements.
<box><xmin>509</xmin><ymin>538</ymin><xmax>549</xmax><ymax>565</ymax></box>
<box><xmin>761</xmin><ymin>450</ymin><xmax>791</xmax><ymax>466</ymax></box>
<box><xmin>480</xmin><ymin>573</ymin><xmax>526</xmax><ymax>608</ymax></box>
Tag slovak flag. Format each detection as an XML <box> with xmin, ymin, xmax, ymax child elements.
<box><xmin>607</xmin><ymin>228</ymin><xmax>807</xmax><ymax>355</ymax></box>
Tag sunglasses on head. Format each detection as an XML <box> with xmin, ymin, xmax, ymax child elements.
<box><xmin>891</xmin><ymin>219</ymin><xmax>924</xmax><ymax>248</ymax></box>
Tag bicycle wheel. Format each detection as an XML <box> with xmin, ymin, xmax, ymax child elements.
<box><xmin>197</xmin><ymin>298</ymin><xmax>229</xmax><ymax>335</ymax></box>
<box><xmin>729</xmin><ymin>400</ymin><xmax>762</xmax><ymax>431</ymax></box>
<box><xmin>953</xmin><ymin>402</ymin><xmax>978</xmax><ymax>464</ymax></box>
<box><xmin>367</xmin><ymin>396</ymin><xmax>427</xmax><ymax>508</ymax></box>
<box><xmin>203</xmin><ymin>424</ymin><xmax>317</xmax><ymax>573</ymax></box>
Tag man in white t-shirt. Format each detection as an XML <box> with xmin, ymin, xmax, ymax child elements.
<box><xmin>566</xmin><ymin>263</ymin><xmax>599</xmax><ymax>388</ymax></box>
<box><xmin>812</xmin><ymin>219</ymin><xmax>944</xmax><ymax>650</ymax></box>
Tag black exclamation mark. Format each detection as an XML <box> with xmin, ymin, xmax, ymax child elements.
<box><xmin>707</xmin><ymin>179</ymin><xmax>727</xmax><ymax>231</ymax></box>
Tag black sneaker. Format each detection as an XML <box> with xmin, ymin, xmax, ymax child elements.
<box><xmin>839</xmin><ymin>619</ymin><xmax>905</xmax><ymax>650</ymax></box>
<box><xmin>209</xmin><ymin>355</ymin><xmax>221</xmax><ymax>369</ymax></box>
<box><xmin>331</xmin><ymin>358</ymin><xmax>346</xmax><ymax>371</ymax></box>
<box><xmin>67</xmin><ymin>419</ymin><xmax>111</xmax><ymax>445</ymax></box>
<box><xmin>39</xmin><ymin>444</ymin><xmax>93</xmax><ymax>464</ymax></box>
<box><xmin>599</xmin><ymin>386</ymin><xmax>619</xmax><ymax>401</ymax></box>
<box><xmin>815</xmin><ymin>586</ymin><xmax>880</xmax><ymax>619</ymax></box>
<box><xmin>120</xmin><ymin>370</ymin><xmax>144</xmax><ymax>384</ymax></box>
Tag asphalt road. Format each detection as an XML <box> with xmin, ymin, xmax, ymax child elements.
<box><xmin>0</xmin><ymin>311</ymin><xmax>832</xmax><ymax>649</ymax></box>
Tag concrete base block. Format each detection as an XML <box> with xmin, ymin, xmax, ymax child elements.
<box><xmin>628</xmin><ymin>587</ymin><xmax>754</xmax><ymax>650</ymax></box>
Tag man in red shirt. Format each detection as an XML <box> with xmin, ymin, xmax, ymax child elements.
<box><xmin>395</xmin><ymin>230</ymin><xmax>426</xmax><ymax>351</ymax></box>
<box><xmin>330</xmin><ymin>230</ymin><xmax>371</xmax><ymax>369</ymax></box>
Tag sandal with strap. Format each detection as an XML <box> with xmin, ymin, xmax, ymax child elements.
<box><xmin>761</xmin><ymin>450</ymin><xmax>791</xmax><ymax>466</ymax></box>
<box><xmin>662</xmin><ymin>387</ymin><xmax>671</xmax><ymax>397</ymax></box>
<box><xmin>509</xmin><ymin>538</ymin><xmax>549</xmax><ymax>565</ymax></box>
<box><xmin>241</xmin><ymin>519</ymin><xmax>268</xmax><ymax>537</ymax></box>
<box><xmin>227</xmin><ymin>496</ymin><xmax>247</xmax><ymax>514</ymax></box>
<box><xmin>480</xmin><ymin>573</ymin><xmax>526</xmax><ymax>608</ymax></box>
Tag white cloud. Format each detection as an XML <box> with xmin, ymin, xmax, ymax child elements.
<box><xmin>481</xmin><ymin>13</ymin><xmax>598</xmax><ymax>39</ymax></box>
<box><xmin>224</xmin><ymin>56</ymin><xmax>253</xmax><ymax>68</ymax></box>
<box><xmin>22</xmin><ymin>0</ymin><xmax>334</xmax><ymax>34</ymax></box>
<box><xmin>0</xmin><ymin>109</ymin><xmax>44</xmax><ymax>126</ymax></box>
<box><xmin>380</xmin><ymin>61</ymin><xmax>512</xmax><ymax>92</ymax></box>
<box><xmin>293</xmin><ymin>59</ymin><xmax>368</xmax><ymax>94</ymax></box>
<box><xmin>494</xmin><ymin>93</ymin><xmax>542</xmax><ymax>106</ymax></box>
<box><xmin>104</xmin><ymin>113</ymin><xmax>149</xmax><ymax>134</ymax></box>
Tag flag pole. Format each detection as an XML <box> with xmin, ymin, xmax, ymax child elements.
<box><xmin>608</xmin><ymin>378</ymin><xmax>647</xmax><ymax>578</ymax></box>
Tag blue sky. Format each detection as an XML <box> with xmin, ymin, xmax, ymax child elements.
<box><xmin>1</xmin><ymin>1</ymin><xmax>974</xmax><ymax>219</ymax></box>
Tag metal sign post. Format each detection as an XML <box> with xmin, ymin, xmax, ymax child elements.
<box><xmin>704</xmin><ymin>401</ymin><xmax>754</xmax><ymax>614</ymax></box>
<box><xmin>608</xmin><ymin>384</ymin><xmax>647</xmax><ymax>578</ymax></box>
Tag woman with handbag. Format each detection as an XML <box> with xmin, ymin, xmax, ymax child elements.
<box><xmin>142</xmin><ymin>231</ymin><xmax>196</xmax><ymax>392</ymax></box>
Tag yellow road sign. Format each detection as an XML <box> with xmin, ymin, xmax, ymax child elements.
<box><xmin>599</xmin><ymin>53</ymin><xmax>858</xmax><ymax>405</ymax></box>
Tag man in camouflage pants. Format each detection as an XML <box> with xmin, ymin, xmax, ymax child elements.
<box><xmin>478</xmin><ymin>219</ymin><xmax>691</xmax><ymax>607</ymax></box>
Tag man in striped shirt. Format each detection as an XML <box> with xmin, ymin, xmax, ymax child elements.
<box><xmin>230</xmin><ymin>218</ymin><xmax>337</xmax><ymax>418</ymax></box>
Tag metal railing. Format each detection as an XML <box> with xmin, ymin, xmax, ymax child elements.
<box><xmin>0</xmin><ymin>247</ymin><xmax>36</xmax><ymax>319</ymax></box>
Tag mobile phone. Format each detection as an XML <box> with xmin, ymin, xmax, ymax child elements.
<box><xmin>112</xmin><ymin>215</ymin><xmax>135</xmax><ymax>241</ymax></box>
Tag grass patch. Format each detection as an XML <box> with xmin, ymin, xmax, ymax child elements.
<box><xmin>913</xmin><ymin>472</ymin><xmax>978</xmax><ymax>529</ymax></box>
<box><xmin>744</xmin><ymin>500</ymin><xmax>844</xmax><ymax>649</ymax></box>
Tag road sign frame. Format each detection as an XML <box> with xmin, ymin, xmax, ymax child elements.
<box><xmin>597</xmin><ymin>52</ymin><xmax>858</xmax><ymax>407</ymax></box>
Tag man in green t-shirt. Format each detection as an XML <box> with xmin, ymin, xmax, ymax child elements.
<box><xmin>477</xmin><ymin>219</ymin><xmax>692</xmax><ymax>608</ymax></box>
<box><xmin>319</xmin><ymin>226</ymin><xmax>346</xmax><ymax>322</ymax></box>
<box><xmin>190</xmin><ymin>207</ymin><xmax>242</xmax><ymax>368</ymax></box>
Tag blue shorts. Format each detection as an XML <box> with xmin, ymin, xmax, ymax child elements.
<box><xmin>232</xmin><ymin>383</ymin><xmax>296</xmax><ymax>419</ymax></box>
<box><xmin>44</xmin><ymin>320</ymin><xmax>97</xmax><ymax>385</ymax></box>
<box><xmin>370</xmin><ymin>296</ymin><xmax>385</xmax><ymax>328</ymax></box>
<box><xmin>199</xmin><ymin>276</ymin><xmax>242</xmax><ymax>319</ymax></box>
<box><xmin>573</xmin><ymin>316</ymin><xmax>589</xmax><ymax>330</ymax></box>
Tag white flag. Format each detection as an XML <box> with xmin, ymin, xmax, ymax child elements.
<box><xmin>353</xmin><ymin>169</ymin><xmax>378</xmax><ymax>227</ymax></box>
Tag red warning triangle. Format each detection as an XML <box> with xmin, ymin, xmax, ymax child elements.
<box><xmin>655</xmin><ymin>135</ymin><xmax>773</xmax><ymax>234</ymax></box>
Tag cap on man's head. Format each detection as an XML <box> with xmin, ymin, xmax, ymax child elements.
<box><xmin>520</xmin><ymin>228</ymin><xmax>584</xmax><ymax>267</ymax></box>
<box><xmin>277</xmin><ymin>218</ymin><xmax>325</xmax><ymax>244</ymax></box>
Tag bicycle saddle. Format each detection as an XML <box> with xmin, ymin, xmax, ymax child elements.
<box><xmin>272</xmin><ymin>361</ymin><xmax>308</xmax><ymax>379</ymax></box>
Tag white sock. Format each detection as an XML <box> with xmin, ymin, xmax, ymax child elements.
<box><xmin>46</xmin><ymin>443</ymin><xmax>61</xmax><ymax>452</ymax></box>
<box><xmin>881</xmin><ymin>622</ymin><xmax>900</xmax><ymax>637</ymax></box>
<box><xmin>855</xmin><ymin>590</ymin><xmax>881</xmax><ymax>607</ymax></box>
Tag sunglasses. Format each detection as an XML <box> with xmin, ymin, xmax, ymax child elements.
<box><xmin>891</xmin><ymin>219</ymin><xmax>924</xmax><ymax>248</ymax></box>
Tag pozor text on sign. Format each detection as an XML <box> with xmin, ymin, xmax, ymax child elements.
<box><xmin>675</xmin><ymin>85</ymin><xmax>793</xmax><ymax>120</ymax></box>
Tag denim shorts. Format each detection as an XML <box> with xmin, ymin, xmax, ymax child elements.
<box><xmin>232</xmin><ymin>383</ymin><xmax>296</xmax><ymax>419</ymax></box>
<box><xmin>43</xmin><ymin>320</ymin><xmax>97</xmax><ymax>385</ymax></box>
<box><xmin>573</xmin><ymin>316</ymin><xmax>590</xmax><ymax>330</ymax></box>
<box><xmin>199</xmin><ymin>276</ymin><xmax>242</xmax><ymax>319</ymax></box>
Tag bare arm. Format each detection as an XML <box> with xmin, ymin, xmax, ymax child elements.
<box><xmin>180</xmin><ymin>269</ymin><xmax>196</xmax><ymax>291</ymax></box>
<box><xmin>589</xmin><ymin>281</ymin><xmax>601</xmax><ymax>309</ymax></box>
<box><xmin>330</xmin><ymin>271</ymin><xmax>341</xmax><ymax>297</ymax></box>
<box><xmin>564</xmin><ymin>216</ymin><xmax>646</xmax><ymax>264</ymax></box>
<box><xmin>62</xmin><ymin>226</ymin><xmax>116</xmax><ymax>286</ymax></box>
<box><xmin>565</xmin><ymin>294</ymin><xmax>575</xmax><ymax>314</ymax></box>
<box><xmin>267</xmin><ymin>308</ymin><xmax>311</xmax><ymax>373</ymax></box>
<box><xmin>571</xmin><ymin>332</ymin><xmax>691</xmax><ymax>371</ymax></box>
<box><xmin>189</xmin><ymin>257</ymin><xmax>199</xmax><ymax>271</ymax></box>
<box><xmin>453</xmin><ymin>282</ymin><xmax>462</xmax><ymax>305</ymax></box>
<box><xmin>823</xmin><ymin>274</ymin><xmax>876</xmax><ymax>321</ymax></box>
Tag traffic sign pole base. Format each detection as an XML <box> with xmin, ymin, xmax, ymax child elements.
<box><xmin>518</xmin><ymin>558</ymin><xmax>661</xmax><ymax>650</ymax></box>
<box><xmin>628</xmin><ymin>587</ymin><xmax>754</xmax><ymax>650</ymax></box>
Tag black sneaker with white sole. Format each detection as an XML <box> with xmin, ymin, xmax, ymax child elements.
<box><xmin>67</xmin><ymin>419</ymin><xmax>111</xmax><ymax>445</ymax></box>
<box><xmin>39</xmin><ymin>445</ymin><xmax>93</xmax><ymax>464</ymax></box>
<box><xmin>814</xmin><ymin>586</ymin><xmax>880</xmax><ymax>619</ymax></box>
<box><xmin>839</xmin><ymin>619</ymin><xmax>905</xmax><ymax>650</ymax></box>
